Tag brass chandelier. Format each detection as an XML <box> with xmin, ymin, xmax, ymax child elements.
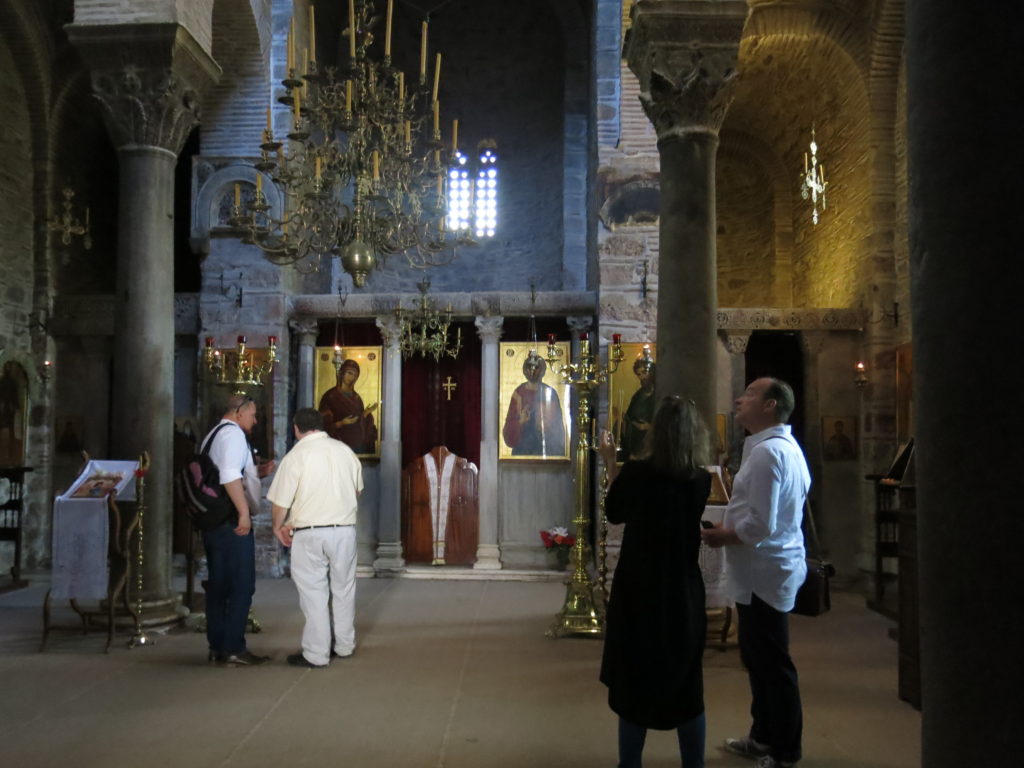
<box><xmin>231</xmin><ymin>0</ymin><xmax>476</xmax><ymax>287</ymax></box>
<box><xmin>388</xmin><ymin>279</ymin><xmax>461</xmax><ymax>361</ymax></box>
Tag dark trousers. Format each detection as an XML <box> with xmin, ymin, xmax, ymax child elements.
<box><xmin>736</xmin><ymin>593</ymin><xmax>802</xmax><ymax>764</ymax></box>
<box><xmin>202</xmin><ymin>523</ymin><xmax>255</xmax><ymax>655</ymax></box>
<box><xmin>617</xmin><ymin>713</ymin><xmax>706</xmax><ymax>768</ymax></box>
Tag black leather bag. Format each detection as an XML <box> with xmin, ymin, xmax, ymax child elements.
<box><xmin>792</xmin><ymin>500</ymin><xmax>835</xmax><ymax>617</ymax></box>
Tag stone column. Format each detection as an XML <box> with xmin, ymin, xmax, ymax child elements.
<box><xmin>907</xmin><ymin>2</ymin><xmax>1018</xmax><ymax>762</ymax></box>
<box><xmin>473</xmin><ymin>316</ymin><xmax>504</xmax><ymax>570</ymax></box>
<box><xmin>625</xmin><ymin>1</ymin><xmax>747</xmax><ymax>426</ymax></box>
<box><xmin>722</xmin><ymin>332</ymin><xmax>749</xmax><ymax>473</ymax></box>
<box><xmin>68</xmin><ymin>24</ymin><xmax>219</xmax><ymax>620</ymax></box>
<box><xmin>374</xmin><ymin>315</ymin><xmax>405</xmax><ymax>570</ymax></box>
<box><xmin>289</xmin><ymin>320</ymin><xmax>319</xmax><ymax>409</ymax></box>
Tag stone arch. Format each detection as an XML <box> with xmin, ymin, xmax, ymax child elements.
<box><xmin>190</xmin><ymin>162</ymin><xmax>285</xmax><ymax>254</ymax></box>
<box><xmin>203</xmin><ymin>0</ymin><xmax>269</xmax><ymax>154</ymax></box>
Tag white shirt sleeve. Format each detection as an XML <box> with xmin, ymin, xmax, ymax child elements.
<box><xmin>207</xmin><ymin>423</ymin><xmax>249</xmax><ymax>484</ymax></box>
<box><xmin>732</xmin><ymin>445</ymin><xmax>783</xmax><ymax>546</ymax></box>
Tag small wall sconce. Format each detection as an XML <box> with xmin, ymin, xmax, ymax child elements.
<box><xmin>39</xmin><ymin>359</ymin><xmax>53</xmax><ymax>382</ymax></box>
<box><xmin>854</xmin><ymin>361</ymin><xmax>868</xmax><ymax>388</ymax></box>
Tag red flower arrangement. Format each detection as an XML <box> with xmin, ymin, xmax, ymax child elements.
<box><xmin>540</xmin><ymin>526</ymin><xmax>576</xmax><ymax>549</ymax></box>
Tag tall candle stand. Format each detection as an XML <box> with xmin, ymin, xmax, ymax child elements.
<box><xmin>545</xmin><ymin>332</ymin><xmax>623</xmax><ymax>638</ymax></box>
<box><xmin>128</xmin><ymin>452</ymin><xmax>151</xmax><ymax>648</ymax></box>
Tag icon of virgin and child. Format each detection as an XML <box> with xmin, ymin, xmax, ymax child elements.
<box><xmin>502</xmin><ymin>352</ymin><xmax>566</xmax><ymax>458</ymax></box>
<box><xmin>318</xmin><ymin>358</ymin><xmax>378</xmax><ymax>455</ymax></box>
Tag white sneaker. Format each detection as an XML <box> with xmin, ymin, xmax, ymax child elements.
<box><xmin>724</xmin><ymin>737</ymin><xmax>771</xmax><ymax>759</ymax></box>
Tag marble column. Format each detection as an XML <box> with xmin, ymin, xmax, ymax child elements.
<box><xmin>289</xmin><ymin>320</ymin><xmax>319</xmax><ymax>409</ymax></box>
<box><xmin>625</xmin><ymin>1</ymin><xmax>747</xmax><ymax>426</ymax></box>
<box><xmin>373</xmin><ymin>315</ymin><xmax>405</xmax><ymax>570</ymax></box>
<box><xmin>473</xmin><ymin>316</ymin><xmax>504</xmax><ymax>570</ymax></box>
<box><xmin>68</xmin><ymin>24</ymin><xmax>219</xmax><ymax>620</ymax></box>
<box><xmin>907</xmin><ymin>2</ymin><xmax>1018</xmax><ymax>762</ymax></box>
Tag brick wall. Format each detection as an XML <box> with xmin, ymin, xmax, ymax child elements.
<box><xmin>0</xmin><ymin>39</ymin><xmax>35</xmax><ymax>358</ymax></box>
<box><xmin>72</xmin><ymin>0</ymin><xmax>213</xmax><ymax>53</ymax></box>
<box><xmin>202</xmin><ymin>0</ymin><xmax>269</xmax><ymax>155</ymax></box>
<box><xmin>894</xmin><ymin>64</ymin><xmax>910</xmax><ymax>347</ymax></box>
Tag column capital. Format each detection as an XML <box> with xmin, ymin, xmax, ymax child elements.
<box><xmin>624</xmin><ymin>1</ymin><xmax>747</xmax><ymax>138</ymax></box>
<box><xmin>566</xmin><ymin>315</ymin><xmax>594</xmax><ymax>335</ymax></box>
<box><xmin>800</xmin><ymin>330</ymin><xmax>829</xmax><ymax>357</ymax></box>
<box><xmin>474</xmin><ymin>315</ymin><xmax>504</xmax><ymax>343</ymax></box>
<box><xmin>289</xmin><ymin>319</ymin><xmax>319</xmax><ymax>345</ymax></box>
<box><xmin>375</xmin><ymin>314</ymin><xmax>401</xmax><ymax>349</ymax></box>
<box><xmin>722</xmin><ymin>332</ymin><xmax>751</xmax><ymax>355</ymax></box>
<box><xmin>67</xmin><ymin>23</ymin><xmax>220</xmax><ymax>154</ymax></box>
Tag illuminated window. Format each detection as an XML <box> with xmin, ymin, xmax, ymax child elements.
<box><xmin>445</xmin><ymin>140</ymin><xmax>498</xmax><ymax>238</ymax></box>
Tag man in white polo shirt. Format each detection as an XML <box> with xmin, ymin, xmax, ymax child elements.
<box><xmin>702</xmin><ymin>377</ymin><xmax>811</xmax><ymax>768</ymax></box>
<box><xmin>268</xmin><ymin>407</ymin><xmax>363</xmax><ymax>668</ymax></box>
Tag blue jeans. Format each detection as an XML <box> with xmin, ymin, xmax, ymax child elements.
<box><xmin>618</xmin><ymin>713</ymin><xmax>706</xmax><ymax>768</ymax></box>
<box><xmin>202</xmin><ymin>523</ymin><xmax>255</xmax><ymax>655</ymax></box>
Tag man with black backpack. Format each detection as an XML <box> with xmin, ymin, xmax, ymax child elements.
<box><xmin>200</xmin><ymin>392</ymin><xmax>275</xmax><ymax>666</ymax></box>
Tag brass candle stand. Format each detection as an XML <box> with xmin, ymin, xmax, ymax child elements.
<box><xmin>545</xmin><ymin>332</ymin><xmax>623</xmax><ymax>638</ymax></box>
<box><xmin>203</xmin><ymin>335</ymin><xmax>278</xmax><ymax>387</ymax></box>
<box><xmin>128</xmin><ymin>452</ymin><xmax>151</xmax><ymax>648</ymax></box>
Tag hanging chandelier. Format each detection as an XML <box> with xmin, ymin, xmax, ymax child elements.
<box><xmin>799</xmin><ymin>125</ymin><xmax>829</xmax><ymax>225</ymax></box>
<box><xmin>229</xmin><ymin>0</ymin><xmax>485</xmax><ymax>287</ymax></box>
<box><xmin>388</xmin><ymin>279</ymin><xmax>461</xmax><ymax>360</ymax></box>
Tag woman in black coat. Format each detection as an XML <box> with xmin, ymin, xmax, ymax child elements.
<box><xmin>597</xmin><ymin>396</ymin><xmax>712</xmax><ymax>768</ymax></box>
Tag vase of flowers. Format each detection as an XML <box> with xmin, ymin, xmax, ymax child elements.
<box><xmin>540</xmin><ymin>525</ymin><xmax>576</xmax><ymax>570</ymax></box>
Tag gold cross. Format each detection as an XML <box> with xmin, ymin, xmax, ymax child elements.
<box><xmin>442</xmin><ymin>376</ymin><xmax>457</xmax><ymax>400</ymax></box>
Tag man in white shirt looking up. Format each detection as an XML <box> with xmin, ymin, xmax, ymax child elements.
<box><xmin>702</xmin><ymin>377</ymin><xmax>811</xmax><ymax>768</ymax></box>
<box><xmin>268</xmin><ymin>407</ymin><xmax>363</xmax><ymax>668</ymax></box>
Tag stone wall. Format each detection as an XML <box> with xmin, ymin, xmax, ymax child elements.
<box><xmin>72</xmin><ymin>0</ymin><xmax>214</xmax><ymax>54</ymax></box>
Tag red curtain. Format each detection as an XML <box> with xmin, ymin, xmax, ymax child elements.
<box><xmin>401</xmin><ymin>322</ymin><xmax>481</xmax><ymax>468</ymax></box>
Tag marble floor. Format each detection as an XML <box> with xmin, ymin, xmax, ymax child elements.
<box><xmin>0</xmin><ymin>576</ymin><xmax>920</xmax><ymax>767</ymax></box>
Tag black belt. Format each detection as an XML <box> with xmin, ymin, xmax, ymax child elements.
<box><xmin>292</xmin><ymin>524</ymin><xmax>348</xmax><ymax>532</ymax></box>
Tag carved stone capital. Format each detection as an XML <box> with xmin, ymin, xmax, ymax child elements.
<box><xmin>474</xmin><ymin>315</ymin><xmax>504</xmax><ymax>344</ymax></box>
<box><xmin>624</xmin><ymin>1</ymin><xmax>747</xmax><ymax>138</ymax></box>
<box><xmin>566</xmin><ymin>315</ymin><xmax>594</xmax><ymax>335</ymax></box>
<box><xmin>801</xmin><ymin>330</ymin><xmax>829</xmax><ymax>357</ymax></box>
<box><xmin>289</xmin><ymin>319</ymin><xmax>319</xmax><ymax>345</ymax></box>
<box><xmin>722</xmin><ymin>332</ymin><xmax>750</xmax><ymax>355</ymax></box>
<box><xmin>67</xmin><ymin>23</ymin><xmax>220</xmax><ymax>153</ymax></box>
<box><xmin>375</xmin><ymin>315</ymin><xmax>402</xmax><ymax>349</ymax></box>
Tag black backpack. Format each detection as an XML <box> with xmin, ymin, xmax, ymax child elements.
<box><xmin>178</xmin><ymin>422</ymin><xmax>239</xmax><ymax>531</ymax></box>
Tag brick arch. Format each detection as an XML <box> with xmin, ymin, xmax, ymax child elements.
<box><xmin>745</xmin><ymin>0</ymin><xmax>871</xmax><ymax>75</ymax></box>
<box><xmin>203</xmin><ymin>0</ymin><xmax>268</xmax><ymax>155</ymax></box>
<box><xmin>719</xmin><ymin>129</ymin><xmax>796</xmax><ymax>307</ymax></box>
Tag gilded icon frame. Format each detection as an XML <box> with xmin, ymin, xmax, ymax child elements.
<box><xmin>498</xmin><ymin>342</ymin><xmax>571</xmax><ymax>461</ymax></box>
<box><xmin>607</xmin><ymin>342</ymin><xmax>656</xmax><ymax>462</ymax></box>
<box><xmin>314</xmin><ymin>346</ymin><xmax>383</xmax><ymax>459</ymax></box>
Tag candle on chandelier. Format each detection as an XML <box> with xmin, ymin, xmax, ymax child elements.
<box><xmin>287</xmin><ymin>18</ymin><xmax>295</xmax><ymax>71</ymax></box>
<box><xmin>385</xmin><ymin>0</ymin><xmax>393</xmax><ymax>57</ymax></box>
<box><xmin>294</xmin><ymin>89</ymin><xmax>302</xmax><ymax>121</ymax></box>
<box><xmin>238</xmin><ymin>335</ymin><xmax>247</xmax><ymax>345</ymax></box>
<box><xmin>420</xmin><ymin>21</ymin><xmax>428</xmax><ymax>79</ymax></box>
<box><xmin>308</xmin><ymin>5</ymin><xmax>316</xmax><ymax>60</ymax></box>
<box><xmin>404</xmin><ymin>120</ymin><xmax>411</xmax><ymax>146</ymax></box>
<box><xmin>548</xmin><ymin>333</ymin><xmax>557</xmax><ymax>345</ymax></box>
<box><xmin>612</xmin><ymin>333</ymin><xmax>622</xmax><ymax>345</ymax></box>
<box><xmin>433</xmin><ymin>53</ymin><xmax>442</xmax><ymax>102</ymax></box>
<box><xmin>452</xmin><ymin>119</ymin><xmax>458</xmax><ymax>153</ymax></box>
<box><xmin>804</xmin><ymin>152</ymin><xmax>808</xmax><ymax>175</ymax></box>
<box><xmin>268</xmin><ymin>336</ymin><xmax>277</xmax><ymax>346</ymax></box>
<box><xmin>315</xmin><ymin>157</ymin><xmax>322</xmax><ymax>180</ymax></box>
<box><xmin>345</xmin><ymin>80</ymin><xmax>352</xmax><ymax>112</ymax></box>
<box><xmin>372</xmin><ymin>151</ymin><xmax>380</xmax><ymax>181</ymax></box>
<box><xmin>433</xmin><ymin>100</ymin><xmax>439</xmax><ymax>134</ymax></box>
<box><xmin>579</xmin><ymin>332</ymin><xmax>589</xmax><ymax>342</ymax></box>
<box><xmin>256</xmin><ymin>173</ymin><xmax>262</xmax><ymax>195</ymax></box>
<box><xmin>349</xmin><ymin>0</ymin><xmax>357</xmax><ymax>58</ymax></box>
<box><xmin>398</xmin><ymin>71</ymin><xmax>405</xmax><ymax>104</ymax></box>
<box><xmin>265</xmin><ymin>106</ymin><xmax>272</xmax><ymax>133</ymax></box>
<box><xmin>234</xmin><ymin>183</ymin><xmax>241</xmax><ymax>208</ymax></box>
<box><xmin>205</xmin><ymin>337</ymin><xmax>215</xmax><ymax>348</ymax></box>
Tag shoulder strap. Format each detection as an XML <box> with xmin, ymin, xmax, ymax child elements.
<box><xmin>200</xmin><ymin>422</ymin><xmax>235</xmax><ymax>456</ymax></box>
<box><xmin>803</xmin><ymin>497</ymin><xmax>822</xmax><ymax>559</ymax></box>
